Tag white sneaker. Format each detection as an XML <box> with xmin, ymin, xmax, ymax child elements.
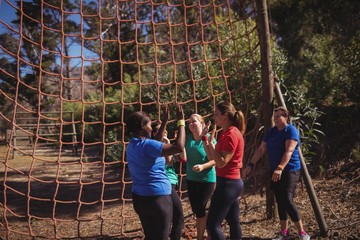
<box><xmin>298</xmin><ymin>232</ymin><xmax>310</xmax><ymax>240</ymax></box>
<box><xmin>272</xmin><ymin>231</ymin><xmax>289</xmax><ymax>240</ymax></box>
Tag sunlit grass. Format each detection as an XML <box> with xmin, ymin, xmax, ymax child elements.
<box><xmin>0</xmin><ymin>144</ymin><xmax>80</xmax><ymax>172</ymax></box>
<box><xmin>0</xmin><ymin>145</ymin><xmax>34</xmax><ymax>170</ymax></box>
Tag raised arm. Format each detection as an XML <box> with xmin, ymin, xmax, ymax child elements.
<box><xmin>162</xmin><ymin>104</ymin><xmax>185</xmax><ymax>156</ymax></box>
<box><xmin>177</xmin><ymin>146</ymin><xmax>187</xmax><ymax>163</ymax></box>
<box><xmin>154</xmin><ymin>104</ymin><xmax>169</xmax><ymax>141</ymax></box>
<box><xmin>200</xmin><ymin>123</ymin><xmax>231</xmax><ymax>168</ymax></box>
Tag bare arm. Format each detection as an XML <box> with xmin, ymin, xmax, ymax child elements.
<box><xmin>163</xmin><ymin>137</ymin><xmax>173</xmax><ymax>165</ymax></box>
<box><xmin>192</xmin><ymin>140</ymin><xmax>216</xmax><ymax>172</ymax></box>
<box><xmin>192</xmin><ymin>159</ymin><xmax>216</xmax><ymax>172</ymax></box>
<box><xmin>202</xmin><ymin>125</ymin><xmax>233</xmax><ymax>168</ymax></box>
<box><xmin>202</xmin><ymin>160</ymin><xmax>216</xmax><ymax>169</ymax></box>
<box><xmin>243</xmin><ymin>141</ymin><xmax>267</xmax><ymax>178</ymax></box>
<box><xmin>278</xmin><ymin>139</ymin><xmax>297</xmax><ymax>170</ymax></box>
<box><xmin>154</xmin><ymin>104</ymin><xmax>169</xmax><ymax>141</ymax></box>
<box><xmin>192</xmin><ymin>143</ymin><xmax>216</xmax><ymax>172</ymax></box>
<box><xmin>162</xmin><ymin>104</ymin><xmax>185</xmax><ymax>156</ymax></box>
<box><xmin>272</xmin><ymin>139</ymin><xmax>297</xmax><ymax>182</ymax></box>
<box><xmin>208</xmin><ymin>145</ymin><xmax>234</xmax><ymax>168</ymax></box>
<box><xmin>249</xmin><ymin>141</ymin><xmax>267</xmax><ymax>164</ymax></box>
<box><xmin>176</xmin><ymin>147</ymin><xmax>187</xmax><ymax>163</ymax></box>
<box><xmin>200</xmin><ymin>122</ymin><xmax>213</xmax><ymax>162</ymax></box>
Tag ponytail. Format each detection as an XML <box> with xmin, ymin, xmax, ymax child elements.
<box><xmin>234</xmin><ymin>111</ymin><xmax>246</xmax><ymax>135</ymax></box>
<box><xmin>217</xmin><ymin>101</ymin><xmax>246</xmax><ymax>135</ymax></box>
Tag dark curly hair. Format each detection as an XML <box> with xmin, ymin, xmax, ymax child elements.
<box><xmin>125</xmin><ymin>111</ymin><xmax>151</xmax><ymax>136</ymax></box>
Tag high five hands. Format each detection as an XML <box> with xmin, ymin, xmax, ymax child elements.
<box><xmin>201</xmin><ymin>121</ymin><xmax>216</xmax><ymax>142</ymax></box>
<box><xmin>160</xmin><ymin>104</ymin><xmax>169</xmax><ymax>123</ymax></box>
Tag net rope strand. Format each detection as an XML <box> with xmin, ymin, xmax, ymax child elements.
<box><xmin>0</xmin><ymin>0</ymin><xmax>266</xmax><ymax>239</ymax></box>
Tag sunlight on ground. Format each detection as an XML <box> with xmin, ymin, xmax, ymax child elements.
<box><xmin>0</xmin><ymin>145</ymin><xmax>81</xmax><ymax>171</ymax></box>
<box><xmin>0</xmin><ymin>145</ymin><xmax>33</xmax><ymax>170</ymax></box>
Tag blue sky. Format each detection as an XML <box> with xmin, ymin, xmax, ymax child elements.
<box><xmin>0</xmin><ymin>0</ymin><xmax>17</xmax><ymax>33</ymax></box>
<box><xmin>0</xmin><ymin>0</ymin><xmax>98</xmax><ymax>68</ymax></box>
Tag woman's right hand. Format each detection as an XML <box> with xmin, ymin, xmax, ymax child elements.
<box><xmin>200</xmin><ymin>121</ymin><xmax>211</xmax><ymax>137</ymax></box>
<box><xmin>207</xmin><ymin>123</ymin><xmax>217</xmax><ymax>143</ymax></box>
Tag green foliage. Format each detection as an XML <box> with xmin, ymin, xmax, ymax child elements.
<box><xmin>76</xmin><ymin>1</ymin><xmax>266</xmax><ymax>125</ymax></box>
<box><xmin>338</xmin><ymin>32</ymin><xmax>360</xmax><ymax>104</ymax></box>
<box><xmin>301</xmin><ymin>34</ymin><xmax>350</xmax><ymax>105</ymax></box>
<box><xmin>63</xmin><ymin>87</ymin><xmax>125</xmax><ymax>162</ymax></box>
<box><xmin>214</xmin><ymin>16</ymin><xmax>263</xmax><ymax>111</ymax></box>
<box><xmin>317</xmin><ymin>105</ymin><xmax>360</xmax><ymax>165</ymax></box>
<box><xmin>3</xmin><ymin>0</ymin><xmax>330</xmax><ymax>164</ymax></box>
<box><xmin>270</xmin><ymin>0</ymin><xmax>360</xmax><ymax>107</ymax></box>
<box><xmin>104</xmin><ymin>130</ymin><xmax>123</xmax><ymax>162</ymax></box>
<box><xmin>271</xmin><ymin>40</ymin><xmax>289</xmax><ymax>81</ymax></box>
<box><xmin>273</xmin><ymin>43</ymin><xmax>325</xmax><ymax>161</ymax></box>
<box><xmin>269</xmin><ymin>0</ymin><xmax>360</xmax><ymax>167</ymax></box>
<box><xmin>280</xmin><ymin>83</ymin><xmax>325</xmax><ymax>160</ymax></box>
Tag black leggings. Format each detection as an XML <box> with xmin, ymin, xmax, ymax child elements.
<box><xmin>132</xmin><ymin>193</ymin><xmax>172</xmax><ymax>240</ymax></box>
<box><xmin>170</xmin><ymin>184</ymin><xmax>184</xmax><ymax>240</ymax></box>
<box><xmin>271</xmin><ymin>170</ymin><xmax>301</xmax><ymax>222</ymax></box>
<box><xmin>187</xmin><ymin>180</ymin><xmax>215</xmax><ymax>218</ymax></box>
<box><xmin>206</xmin><ymin>177</ymin><xmax>244</xmax><ymax>240</ymax></box>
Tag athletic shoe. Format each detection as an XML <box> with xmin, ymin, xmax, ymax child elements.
<box><xmin>272</xmin><ymin>230</ymin><xmax>289</xmax><ymax>240</ymax></box>
<box><xmin>298</xmin><ymin>232</ymin><xmax>310</xmax><ymax>240</ymax></box>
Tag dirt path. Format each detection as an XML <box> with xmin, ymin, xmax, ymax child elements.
<box><xmin>1</xmin><ymin>145</ymin><xmax>359</xmax><ymax>239</ymax></box>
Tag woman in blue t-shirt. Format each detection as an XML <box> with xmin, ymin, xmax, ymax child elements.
<box><xmin>125</xmin><ymin>104</ymin><xmax>185</xmax><ymax>240</ymax></box>
<box><xmin>151</xmin><ymin>121</ymin><xmax>184</xmax><ymax>240</ymax></box>
<box><xmin>243</xmin><ymin>107</ymin><xmax>310</xmax><ymax>240</ymax></box>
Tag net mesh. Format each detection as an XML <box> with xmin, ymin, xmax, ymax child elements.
<box><xmin>0</xmin><ymin>0</ymin><xmax>267</xmax><ymax>238</ymax></box>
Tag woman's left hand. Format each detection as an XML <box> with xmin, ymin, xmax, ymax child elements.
<box><xmin>192</xmin><ymin>164</ymin><xmax>204</xmax><ymax>172</ymax></box>
<box><xmin>160</xmin><ymin>104</ymin><xmax>169</xmax><ymax>123</ymax></box>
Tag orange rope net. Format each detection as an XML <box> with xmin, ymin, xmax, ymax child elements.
<box><xmin>0</xmin><ymin>0</ymin><xmax>265</xmax><ymax>239</ymax></box>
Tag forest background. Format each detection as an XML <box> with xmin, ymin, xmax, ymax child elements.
<box><xmin>0</xmin><ymin>0</ymin><xmax>359</xmax><ymax>239</ymax></box>
<box><xmin>1</xmin><ymin>0</ymin><xmax>358</xmax><ymax>173</ymax></box>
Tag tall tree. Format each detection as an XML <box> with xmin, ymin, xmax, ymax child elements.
<box><xmin>0</xmin><ymin>0</ymin><xmax>81</xmax><ymax>113</ymax></box>
<box><xmin>269</xmin><ymin>0</ymin><xmax>360</xmax><ymax>105</ymax></box>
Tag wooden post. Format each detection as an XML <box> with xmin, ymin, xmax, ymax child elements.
<box><xmin>71</xmin><ymin>112</ymin><xmax>78</xmax><ymax>155</ymax></box>
<box><xmin>12</xmin><ymin>125</ymin><xmax>17</xmax><ymax>158</ymax></box>
<box><xmin>256</xmin><ymin>0</ymin><xmax>275</xmax><ymax>219</ymax></box>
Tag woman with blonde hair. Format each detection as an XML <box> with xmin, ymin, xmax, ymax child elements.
<box><xmin>183</xmin><ymin>113</ymin><xmax>216</xmax><ymax>240</ymax></box>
